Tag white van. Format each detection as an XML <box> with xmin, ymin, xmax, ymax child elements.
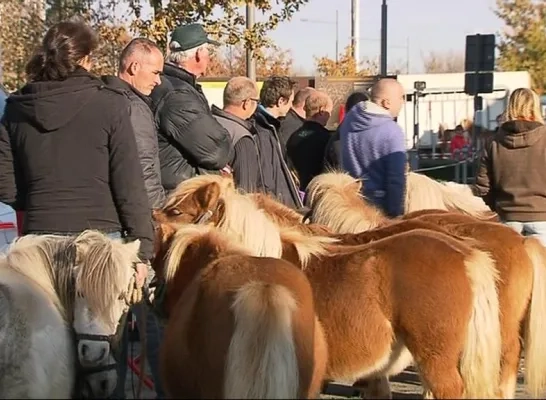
<box><xmin>0</xmin><ymin>203</ymin><xmax>17</xmax><ymax>252</ymax></box>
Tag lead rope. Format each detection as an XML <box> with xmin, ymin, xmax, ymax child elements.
<box><xmin>136</xmin><ymin>303</ymin><xmax>146</xmax><ymax>400</ymax></box>
<box><xmin>125</xmin><ymin>267</ymin><xmax>146</xmax><ymax>400</ymax></box>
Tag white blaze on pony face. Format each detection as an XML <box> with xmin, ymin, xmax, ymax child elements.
<box><xmin>73</xmin><ymin>295</ymin><xmax>128</xmax><ymax>365</ymax></box>
<box><xmin>70</xmin><ymin>235</ymin><xmax>141</xmax><ymax>398</ymax></box>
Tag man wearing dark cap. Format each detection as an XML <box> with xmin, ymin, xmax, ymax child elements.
<box><xmin>151</xmin><ymin>23</ymin><xmax>233</xmax><ymax>194</ymax></box>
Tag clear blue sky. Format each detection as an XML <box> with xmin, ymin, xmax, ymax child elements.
<box><xmin>264</xmin><ymin>0</ymin><xmax>503</xmax><ymax>73</ymax></box>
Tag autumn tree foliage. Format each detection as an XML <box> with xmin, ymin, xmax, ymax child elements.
<box><xmin>314</xmin><ymin>45</ymin><xmax>378</xmax><ymax>77</ymax></box>
<box><xmin>207</xmin><ymin>43</ymin><xmax>293</xmax><ymax>77</ymax></box>
<box><xmin>422</xmin><ymin>51</ymin><xmax>465</xmax><ymax>73</ymax></box>
<box><xmin>0</xmin><ymin>0</ymin><xmax>132</xmax><ymax>89</ymax></box>
<box><xmin>0</xmin><ymin>0</ymin><xmax>309</xmax><ymax>89</ymax></box>
<box><xmin>45</xmin><ymin>0</ymin><xmax>132</xmax><ymax>77</ymax></box>
<box><xmin>495</xmin><ymin>0</ymin><xmax>546</xmax><ymax>93</ymax></box>
<box><xmin>130</xmin><ymin>0</ymin><xmax>310</xmax><ymax>55</ymax></box>
<box><xmin>0</xmin><ymin>0</ymin><xmax>45</xmax><ymax>90</ymax></box>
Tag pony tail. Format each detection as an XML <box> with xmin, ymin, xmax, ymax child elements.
<box><xmin>224</xmin><ymin>282</ymin><xmax>300</xmax><ymax>398</ymax></box>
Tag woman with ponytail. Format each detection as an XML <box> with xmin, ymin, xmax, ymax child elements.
<box><xmin>0</xmin><ymin>19</ymin><xmax>153</xmax><ymax>310</ymax></box>
<box><xmin>0</xmin><ymin>20</ymin><xmax>155</xmax><ymax>397</ymax></box>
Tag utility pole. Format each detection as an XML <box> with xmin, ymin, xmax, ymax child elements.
<box><xmin>246</xmin><ymin>1</ymin><xmax>256</xmax><ymax>80</ymax></box>
<box><xmin>335</xmin><ymin>9</ymin><xmax>339</xmax><ymax>64</ymax></box>
<box><xmin>380</xmin><ymin>0</ymin><xmax>388</xmax><ymax>76</ymax></box>
<box><xmin>351</xmin><ymin>0</ymin><xmax>360</xmax><ymax>65</ymax></box>
<box><xmin>406</xmin><ymin>36</ymin><xmax>410</xmax><ymax>74</ymax></box>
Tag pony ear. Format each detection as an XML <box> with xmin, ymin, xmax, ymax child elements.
<box><xmin>194</xmin><ymin>182</ymin><xmax>221</xmax><ymax>211</ymax></box>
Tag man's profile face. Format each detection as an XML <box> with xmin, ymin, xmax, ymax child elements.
<box><xmin>133</xmin><ymin>49</ymin><xmax>163</xmax><ymax>96</ymax></box>
<box><xmin>390</xmin><ymin>88</ymin><xmax>405</xmax><ymax>118</ymax></box>
<box><xmin>242</xmin><ymin>90</ymin><xmax>259</xmax><ymax>119</ymax></box>
<box><xmin>196</xmin><ymin>45</ymin><xmax>210</xmax><ymax>76</ymax></box>
<box><xmin>383</xmin><ymin>86</ymin><xmax>405</xmax><ymax>118</ymax></box>
<box><xmin>278</xmin><ymin>91</ymin><xmax>295</xmax><ymax>117</ymax></box>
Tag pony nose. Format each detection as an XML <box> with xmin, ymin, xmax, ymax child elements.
<box><xmin>97</xmin><ymin>376</ymin><xmax>116</xmax><ymax>397</ymax></box>
<box><xmin>77</xmin><ymin>340</ymin><xmax>110</xmax><ymax>365</ymax></box>
<box><xmin>85</xmin><ymin>369</ymin><xmax>118</xmax><ymax>398</ymax></box>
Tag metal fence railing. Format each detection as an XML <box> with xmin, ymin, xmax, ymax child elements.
<box><xmin>409</xmin><ymin>148</ymin><xmax>479</xmax><ymax>184</ymax></box>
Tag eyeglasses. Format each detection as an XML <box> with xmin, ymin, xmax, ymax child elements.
<box><xmin>246</xmin><ymin>97</ymin><xmax>260</xmax><ymax>104</ymax></box>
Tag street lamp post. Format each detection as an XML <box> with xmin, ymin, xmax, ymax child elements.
<box><xmin>380</xmin><ymin>0</ymin><xmax>388</xmax><ymax>76</ymax></box>
<box><xmin>335</xmin><ymin>9</ymin><xmax>339</xmax><ymax>64</ymax></box>
<box><xmin>301</xmin><ymin>12</ymin><xmax>339</xmax><ymax>64</ymax></box>
<box><xmin>246</xmin><ymin>2</ymin><xmax>256</xmax><ymax>80</ymax></box>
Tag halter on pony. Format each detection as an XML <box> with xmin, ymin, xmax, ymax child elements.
<box><xmin>49</xmin><ymin>241</ymin><xmax>144</xmax><ymax>397</ymax></box>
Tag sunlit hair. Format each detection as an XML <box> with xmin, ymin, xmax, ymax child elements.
<box><xmin>503</xmin><ymin>88</ymin><xmax>544</xmax><ymax>124</ymax></box>
<box><xmin>25</xmin><ymin>20</ymin><xmax>98</xmax><ymax>82</ymax></box>
<box><xmin>304</xmin><ymin>90</ymin><xmax>331</xmax><ymax>118</ymax></box>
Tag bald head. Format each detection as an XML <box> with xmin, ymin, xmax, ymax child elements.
<box><xmin>222</xmin><ymin>76</ymin><xmax>259</xmax><ymax>120</ymax></box>
<box><xmin>305</xmin><ymin>90</ymin><xmax>333</xmax><ymax>126</ymax></box>
<box><xmin>292</xmin><ymin>86</ymin><xmax>316</xmax><ymax>118</ymax></box>
<box><xmin>370</xmin><ymin>78</ymin><xmax>405</xmax><ymax>118</ymax></box>
<box><xmin>118</xmin><ymin>38</ymin><xmax>163</xmax><ymax>96</ymax></box>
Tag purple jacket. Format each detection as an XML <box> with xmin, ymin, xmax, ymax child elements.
<box><xmin>340</xmin><ymin>101</ymin><xmax>407</xmax><ymax>217</ymax></box>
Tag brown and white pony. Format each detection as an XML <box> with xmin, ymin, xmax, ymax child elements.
<box><xmin>155</xmin><ymin>177</ymin><xmax>503</xmax><ymax>399</ymax></box>
<box><xmin>152</xmin><ymin>222</ymin><xmax>328</xmax><ymax>398</ymax></box>
<box><xmin>305</xmin><ymin>170</ymin><xmax>496</xmax><ymax>223</ymax></box>
<box><xmin>302</xmin><ymin>172</ymin><xmax>546</xmax><ymax>399</ymax></box>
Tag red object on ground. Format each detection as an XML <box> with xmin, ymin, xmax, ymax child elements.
<box><xmin>338</xmin><ymin>104</ymin><xmax>345</xmax><ymax>123</ymax></box>
<box><xmin>16</xmin><ymin>211</ymin><xmax>24</xmax><ymax>235</ymax></box>
<box><xmin>127</xmin><ymin>317</ymin><xmax>154</xmax><ymax>390</ymax></box>
<box><xmin>127</xmin><ymin>355</ymin><xmax>154</xmax><ymax>390</ymax></box>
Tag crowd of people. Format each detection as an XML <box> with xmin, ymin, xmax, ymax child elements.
<box><xmin>1</xmin><ymin>15</ymin><xmax>546</xmax><ymax>400</ymax></box>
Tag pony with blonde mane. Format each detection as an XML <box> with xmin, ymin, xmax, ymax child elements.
<box><xmin>157</xmin><ymin>175</ymin><xmax>287</xmax><ymax>258</ymax></box>
<box><xmin>405</xmin><ymin>171</ymin><xmax>496</xmax><ymax>218</ymax></box>
<box><xmin>306</xmin><ymin>170</ymin><xmax>496</xmax><ymax>222</ymax></box>
<box><xmin>305</xmin><ymin>172</ymin><xmax>386</xmax><ymax>233</ymax></box>
<box><xmin>303</xmin><ymin>172</ymin><xmax>546</xmax><ymax>399</ymax></box>
<box><xmin>249</xmin><ymin>192</ymin><xmax>333</xmax><ymax>235</ymax></box>
<box><xmin>155</xmin><ymin>177</ymin><xmax>504</xmax><ymax>399</ymax></box>
<box><xmin>153</xmin><ymin>222</ymin><xmax>328</xmax><ymax>398</ymax></box>
<box><xmin>0</xmin><ymin>230</ymin><xmax>142</xmax><ymax>398</ymax></box>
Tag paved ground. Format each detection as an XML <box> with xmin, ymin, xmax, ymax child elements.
<box><xmin>124</xmin><ymin>342</ymin><xmax>531</xmax><ymax>399</ymax></box>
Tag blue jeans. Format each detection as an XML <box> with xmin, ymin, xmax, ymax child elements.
<box><xmin>504</xmin><ymin>221</ymin><xmax>546</xmax><ymax>247</ymax></box>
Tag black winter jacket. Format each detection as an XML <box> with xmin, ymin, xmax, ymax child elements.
<box><xmin>287</xmin><ymin>120</ymin><xmax>332</xmax><ymax>190</ymax></box>
<box><xmin>279</xmin><ymin>108</ymin><xmax>305</xmax><ymax>158</ymax></box>
<box><xmin>0</xmin><ymin>69</ymin><xmax>154</xmax><ymax>261</ymax></box>
<box><xmin>102</xmin><ymin>76</ymin><xmax>166</xmax><ymax>209</ymax></box>
<box><xmin>150</xmin><ymin>64</ymin><xmax>233</xmax><ymax>193</ymax></box>
<box><xmin>252</xmin><ymin>107</ymin><xmax>303</xmax><ymax>209</ymax></box>
<box><xmin>324</xmin><ymin>127</ymin><xmax>342</xmax><ymax>170</ymax></box>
